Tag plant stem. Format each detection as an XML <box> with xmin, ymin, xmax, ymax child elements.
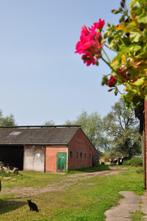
<box><xmin>116</xmin><ymin>86</ymin><xmax>123</xmax><ymax>95</ymax></box>
<box><xmin>101</xmin><ymin>56</ymin><xmax>116</xmax><ymax>73</ymax></box>
<box><xmin>102</xmin><ymin>48</ymin><xmax>111</xmax><ymax>63</ymax></box>
<box><xmin>104</xmin><ymin>44</ymin><xmax>116</xmax><ymax>52</ymax></box>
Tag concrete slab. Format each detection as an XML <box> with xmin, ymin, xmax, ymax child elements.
<box><xmin>141</xmin><ymin>191</ymin><xmax>147</xmax><ymax>221</ymax></box>
<box><xmin>105</xmin><ymin>191</ymin><xmax>146</xmax><ymax>221</ymax></box>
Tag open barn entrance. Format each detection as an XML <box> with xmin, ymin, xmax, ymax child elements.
<box><xmin>0</xmin><ymin>145</ymin><xmax>24</xmax><ymax>170</ymax></box>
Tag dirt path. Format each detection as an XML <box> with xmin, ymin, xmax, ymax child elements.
<box><xmin>1</xmin><ymin>168</ymin><xmax>123</xmax><ymax>198</ymax></box>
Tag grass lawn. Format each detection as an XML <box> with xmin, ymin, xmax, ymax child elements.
<box><xmin>0</xmin><ymin>164</ymin><xmax>109</xmax><ymax>189</ymax></box>
<box><xmin>0</xmin><ymin>166</ymin><xmax>144</xmax><ymax>221</ymax></box>
<box><xmin>0</xmin><ymin>170</ymin><xmax>66</xmax><ymax>188</ymax></box>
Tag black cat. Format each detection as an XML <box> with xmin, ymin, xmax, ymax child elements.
<box><xmin>27</xmin><ymin>200</ymin><xmax>39</xmax><ymax>212</ymax></box>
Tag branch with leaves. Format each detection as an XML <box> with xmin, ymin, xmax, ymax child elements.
<box><xmin>75</xmin><ymin>0</ymin><xmax>147</xmax><ymax>109</ymax></box>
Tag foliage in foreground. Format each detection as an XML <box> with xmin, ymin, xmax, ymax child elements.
<box><xmin>76</xmin><ymin>0</ymin><xmax>147</xmax><ymax>109</ymax></box>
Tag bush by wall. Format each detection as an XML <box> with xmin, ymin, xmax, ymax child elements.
<box><xmin>124</xmin><ymin>156</ymin><xmax>143</xmax><ymax>167</ymax></box>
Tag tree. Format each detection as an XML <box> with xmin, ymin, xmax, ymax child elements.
<box><xmin>44</xmin><ymin>120</ymin><xmax>55</xmax><ymax>126</ymax></box>
<box><xmin>65</xmin><ymin>102</ymin><xmax>141</xmax><ymax>156</ymax></box>
<box><xmin>66</xmin><ymin>112</ymin><xmax>103</xmax><ymax>150</ymax></box>
<box><xmin>103</xmin><ymin>99</ymin><xmax>141</xmax><ymax>158</ymax></box>
<box><xmin>0</xmin><ymin>111</ymin><xmax>15</xmax><ymax>127</ymax></box>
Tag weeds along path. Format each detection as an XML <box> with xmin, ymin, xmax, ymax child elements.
<box><xmin>1</xmin><ymin>167</ymin><xmax>124</xmax><ymax>198</ymax></box>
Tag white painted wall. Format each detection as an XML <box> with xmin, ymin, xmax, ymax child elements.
<box><xmin>23</xmin><ymin>146</ymin><xmax>44</xmax><ymax>171</ymax></box>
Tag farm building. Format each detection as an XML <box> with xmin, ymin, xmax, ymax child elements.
<box><xmin>0</xmin><ymin>125</ymin><xmax>98</xmax><ymax>172</ymax></box>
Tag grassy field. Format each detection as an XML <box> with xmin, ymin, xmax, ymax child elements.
<box><xmin>0</xmin><ymin>166</ymin><xmax>144</xmax><ymax>221</ymax></box>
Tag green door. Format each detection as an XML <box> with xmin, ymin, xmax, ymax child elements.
<box><xmin>57</xmin><ymin>152</ymin><xmax>67</xmax><ymax>171</ymax></box>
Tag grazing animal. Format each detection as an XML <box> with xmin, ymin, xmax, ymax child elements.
<box><xmin>27</xmin><ymin>200</ymin><xmax>39</xmax><ymax>212</ymax></box>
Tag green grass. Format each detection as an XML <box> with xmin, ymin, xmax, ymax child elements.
<box><xmin>1</xmin><ymin>171</ymin><xmax>66</xmax><ymax>188</ymax></box>
<box><xmin>131</xmin><ymin>210</ymin><xmax>144</xmax><ymax>221</ymax></box>
<box><xmin>0</xmin><ymin>167</ymin><xmax>144</xmax><ymax>221</ymax></box>
<box><xmin>68</xmin><ymin>164</ymin><xmax>110</xmax><ymax>174</ymax></box>
<box><xmin>1</xmin><ymin>164</ymin><xmax>109</xmax><ymax>188</ymax></box>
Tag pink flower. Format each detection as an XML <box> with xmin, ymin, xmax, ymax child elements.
<box><xmin>90</xmin><ymin>19</ymin><xmax>105</xmax><ymax>32</ymax></box>
<box><xmin>75</xmin><ymin>39</ymin><xmax>95</xmax><ymax>54</ymax></box>
<box><xmin>75</xmin><ymin>19</ymin><xmax>105</xmax><ymax>66</ymax></box>
<box><xmin>81</xmin><ymin>25</ymin><xmax>90</xmax><ymax>37</ymax></box>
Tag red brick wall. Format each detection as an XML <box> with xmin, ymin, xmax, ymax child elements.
<box><xmin>144</xmin><ymin>99</ymin><xmax>147</xmax><ymax>189</ymax></box>
<box><xmin>45</xmin><ymin>146</ymin><xmax>68</xmax><ymax>172</ymax></box>
<box><xmin>68</xmin><ymin>129</ymin><xmax>97</xmax><ymax>170</ymax></box>
<box><xmin>45</xmin><ymin>129</ymin><xmax>97</xmax><ymax>172</ymax></box>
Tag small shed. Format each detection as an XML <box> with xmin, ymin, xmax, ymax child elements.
<box><xmin>0</xmin><ymin>125</ymin><xmax>98</xmax><ymax>172</ymax></box>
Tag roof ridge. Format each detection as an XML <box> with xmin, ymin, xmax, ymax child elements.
<box><xmin>0</xmin><ymin>125</ymin><xmax>81</xmax><ymax>129</ymax></box>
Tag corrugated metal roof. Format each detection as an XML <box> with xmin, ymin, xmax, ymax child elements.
<box><xmin>0</xmin><ymin>126</ymin><xmax>80</xmax><ymax>145</ymax></box>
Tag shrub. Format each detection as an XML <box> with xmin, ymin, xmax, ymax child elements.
<box><xmin>68</xmin><ymin>164</ymin><xmax>109</xmax><ymax>173</ymax></box>
<box><xmin>124</xmin><ymin>156</ymin><xmax>143</xmax><ymax>167</ymax></box>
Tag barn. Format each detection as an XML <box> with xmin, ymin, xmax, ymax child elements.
<box><xmin>0</xmin><ymin>125</ymin><xmax>98</xmax><ymax>172</ymax></box>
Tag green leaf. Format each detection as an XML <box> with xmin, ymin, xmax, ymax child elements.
<box><xmin>137</xmin><ymin>45</ymin><xmax>147</xmax><ymax>58</ymax></box>
<box><xmin>111</xmin><ymin>8</ymin><xmax>122</xmax><ymax>14</ymax></box>
<box><xmin>101</xmin><ymin>75</ymin><xmax>108</xmax><ymax>85</ymax></box>
<box><xmin>119</xmin><ymin>15</ymin><xmax>125</xmax><ymax>23</ymax></box>
<box><xmin>133</xmin><ymin>78</ymin><xmax>145</xmax><ymax>86</ymax></box>
<box><xmin>130</xmin><ymin>31</ymin><xmax>142</xmax><ymax>42</ymax></box>
<box><xmin>120</xmin><ymin>0</ymin><xmax>126</xmax><ymax>8</ymax></box>
<box><xmin>137</xmin><ymin>15</ymin><xmax>147</xmax><ymax>24</ymax></box>
<box><xmin>114</xmin><ymin>88</ymin><xmax>119</xmax><ymax>96</ymax></box>
<box><xmin>129</xmin><ymin>45</ymin><xmax>141</xmax><ymax>56</ymax></box>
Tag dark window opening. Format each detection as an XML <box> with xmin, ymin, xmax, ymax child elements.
<box><xmin>70</xmin><ymin>151</ymin><xmax>73</xmax><ymax>158</ymax></box>
<box><xmin>80</xmin><ymin>152</ymin><xmax>82</xmax><ymax>159</ymax></box>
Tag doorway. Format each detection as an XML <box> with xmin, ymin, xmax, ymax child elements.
<box><xmin>57</xmin><ymin>152</ymin><xmax>67</xmax><ymax>171</ymax></box>
<box><xmin>0</xmin><ymin>145</ymin><xmax>24</xmax><ymax>170</ymax></box>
